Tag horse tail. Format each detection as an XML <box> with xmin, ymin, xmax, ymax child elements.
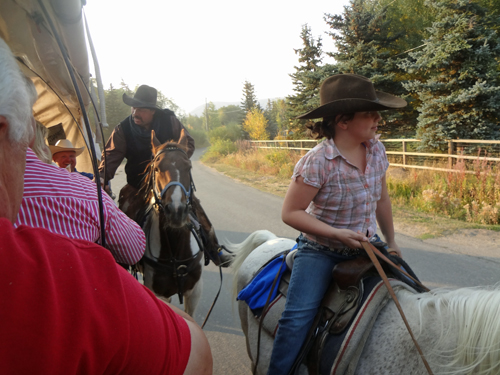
<box><xmin>226</xmin><ymin>230</ymin><xmax>277</xmax><ymax>274</ymax></box>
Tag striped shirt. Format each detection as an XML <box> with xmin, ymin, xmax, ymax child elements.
<box><xmin>14</xmin><ymin>149</ymin><xmax>146</xmax><ymax>265</ymax></box>
<box><xmin>292</xmin><ymin>136</ymin><xmax>389</xmax><ymax>249</ymax></box>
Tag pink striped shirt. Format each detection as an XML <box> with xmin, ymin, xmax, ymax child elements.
<box><xmin>14</xmin><ymin>149</ymin><xmax>146</xmax><ymax>265</ymax></box>
<box><xmin>292</xmin><ymin>137</ymin><xmax>389</xmax><ymax>249</ymax></box>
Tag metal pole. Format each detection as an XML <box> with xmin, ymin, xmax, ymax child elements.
<box><xmin>38</xmin><ymin>0</ymin><xmax>106</xmax><ymax>247</ymax></box>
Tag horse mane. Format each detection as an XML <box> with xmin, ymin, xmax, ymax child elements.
<box><xmin>402</xmin><ymin>285</ymin><xmax>500</xmax><ymax>375</ymax></box>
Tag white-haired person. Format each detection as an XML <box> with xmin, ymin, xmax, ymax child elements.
<box><xmin>0</xmin><ymin>37</ymin><xmax>212</xmax><ymax>375</ymax></box>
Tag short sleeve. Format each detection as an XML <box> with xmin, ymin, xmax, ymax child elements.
<box><xmin>291</xmin><ymin>146</ymin><xmax>327</xmax><ymax>189</ymax></box>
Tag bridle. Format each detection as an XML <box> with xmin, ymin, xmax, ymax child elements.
<box><xmin>141</xmin><ymin>146</ymin><xmax>202</xmax><ymax>304</ymax></box>
<box><xmin>150</xmin><ymin>146</ymin><xmax>194</xmax><ymax>211</ymax></box>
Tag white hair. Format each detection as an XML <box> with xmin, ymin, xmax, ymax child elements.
<box><xmin>0</xmin><ymin>38</ymin><xmax>36</xmax><ymax>144</ymax></box>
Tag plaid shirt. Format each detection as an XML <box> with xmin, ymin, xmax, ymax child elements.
<box><xmin>292</xmin><ymin>136</ymin><xmax>389</xmax><ymax>249</ymax></box>
<box><xmin>14</xmin><ymin>149</ymin><xmax>146</xmax><ymax>265</ymax></box>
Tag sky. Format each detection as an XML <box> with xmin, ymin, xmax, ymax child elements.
<box><xmin>84</xmin><ymin>0</ymin><xmax>350</xmax><ymax>115</ymax></box>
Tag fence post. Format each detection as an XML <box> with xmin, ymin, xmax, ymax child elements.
<box><xmin>402</xmin><ymin>141</ymin><xmax>407</xmax><ymax>166</ymax></box>
<box><xmin>448</xmin><ymin>140</ymin><xmax>454</xmax><ymax>169</ymax></box>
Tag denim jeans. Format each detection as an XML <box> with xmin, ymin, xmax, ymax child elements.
<box><xmin>266</xmin><ymin>235</ymin><xmax>358</xmax><ymax>375</ymax></box>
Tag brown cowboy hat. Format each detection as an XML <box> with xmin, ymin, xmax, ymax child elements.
<box><xmin>122</xmin><ymin>85</ymin><xmax>162</xmax><ymax>110</ymax></box>
<box><xmin>297</xmin><ymin>74</ymin><xmax>407</xmax><ymax>119</ymax></box>
<box><xmin>49</xmin><ymin>139</ymin><xmax>84</xmax><ymax>157</ymax></box>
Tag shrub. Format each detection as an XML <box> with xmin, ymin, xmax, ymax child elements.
<box><xmin>201</xmin><ymin>139</ymin><xmax>238</xmax><ymax>162</ymax></box>
<box><xmin>208</xmin><ymin>123</ymin><xmax>243</xmax><ymax>143</ymax></box>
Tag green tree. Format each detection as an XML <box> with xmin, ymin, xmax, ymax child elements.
<box><xmin>240</xmin><ymin>81</ymin><xmax>260</xmax><ymax>114</ymax></box>
<box><xmin>242</xmin><ymin>108</ymin><xmax>269</xmax><ymax>140</ymax></box>
<box><xmin>325</xmin><ymin>0</ymin><xmax>416</xmax><ymax>137</ymax></box>
<box><xmin>400</xmin><ymin>0</ymin><xmax>500</xmax><ymax>149</ymax></box>
<box><xmin>263</xmin><ymin>99</ymin><xmax>278</xmax><ymax>139</ymax></box>
<box><xmin>202</xmin><ymin>102</ymin><xmax>221</xmax><ymax>131</ymax></box>
<box><xmin>184</xmin><ymin>114</ymin><xmax>204</xmax><ymax>131</ymax></box>
<box><xmin>273</xmin><ymin>99</ymin><xmax>289</xmax><ymax>138</ymax></box>
<box><xmin>218</xmin><ymin>105</ymin><xmax>245</xmax><ymax>125</ymax></box>
<box><xmin>287</xmin><ymin>24</ymin><xmax>325</xmax><ymax>138</ymax></box>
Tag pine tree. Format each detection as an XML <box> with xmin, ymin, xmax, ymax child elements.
<box><xmin>400</xmin><ymin>0</ymin><xmax>500</xmax><ymax>150</ymax></box>
<box><xmin>263</xmin><ymin>99</ymin><xmax>278</xmax><ymax>139</ymax></box>
<box><xmin>240</xmin><ymin>81</ymin><xmax>259</xmax><ymax>114</ymax></box>
<box><xmin>325</xmin><ymin>0</ymin><xmax>416</xmax><ymax>137</ymax></box>
<box><xmin>287</xmin><ymin>24</ymin><xmax>325</xmax><ymax>138</ymax></box>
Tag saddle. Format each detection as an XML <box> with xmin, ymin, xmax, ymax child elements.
<box><xmin>246</xmin><ymin>242</ymin><xmax>423</xmax><ymax>375</ymax></box>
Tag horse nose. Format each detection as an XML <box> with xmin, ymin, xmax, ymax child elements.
<box><xmin>164</xmin><ymin>202</ymin><xmax>189</xmax><ymax>226</ymax></box>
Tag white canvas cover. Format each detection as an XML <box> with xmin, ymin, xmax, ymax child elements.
<box><xmin>0</xmin><ymin>0</ymin><xmax>100</xmax><ymax>173</ymax></box>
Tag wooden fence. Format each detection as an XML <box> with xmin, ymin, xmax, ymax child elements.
<box><xmin>250</xmin><ymin>139</ymin><xmax>500</xmax><ymax>173</ymax></box>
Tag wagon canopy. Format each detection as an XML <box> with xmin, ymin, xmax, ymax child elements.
<box><xmin>0</xmin><ymin>0</ymin><xmax>105</xmax><ymax>173</ymax></box>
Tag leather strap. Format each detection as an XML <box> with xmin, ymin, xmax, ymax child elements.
<box><xmin>374</xmin><ymin>247</ymin><xmax>430</xmax><ymax>292</ymax></box>
<box><xmin>361</xmin><ymin>241</ymin><xmax>434</xmax><ymax>375</ymax></box>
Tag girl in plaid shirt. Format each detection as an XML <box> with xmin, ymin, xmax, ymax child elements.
<box><xmin>268</xmin><ymin>74</ymin><xmax>407</xmax><ymax>375</ymax></box>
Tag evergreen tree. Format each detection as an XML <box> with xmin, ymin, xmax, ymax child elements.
<box><xmin>400</xmin><ymin>0</ymin><xmax>500</xmax><ymax>150</ymax></box>
<box><xmin>325</xmin><ymin>0</ymin><xmax>416</xmax><ymax>137</ymax></box>
<box><xmin>273</xmin><ymin>99</ymin><xmax>289</xmax><ymax>138</ymax></box>
<box><xmin>287</xmin><ymin>24</ymin><xmax>325</xmax><ymax>138</ymax></box>
<box><xmin>240</xmin><ymin>81</ymin><xmax>259</xmax><ymax>114</ymax></box>
<box><xmin>263</xmin><ymin>99</ymin><xmax>278</xmax><ymax>139</ymax></box>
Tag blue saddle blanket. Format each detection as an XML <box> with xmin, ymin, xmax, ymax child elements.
<box><xmin>237</xmin><ymin>244</ymin><xmax>297</xmax><ymax>310</ymax></box>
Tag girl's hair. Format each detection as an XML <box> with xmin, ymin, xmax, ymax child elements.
<box><xmin>32</xmin><ymin>122</ymin><xmax>52</xmax><ymax>164</ymax></box>
<box><xmin>305</xmin><ymin>114</ymin><xmax>355</xmax><ymax>140</ymax></box>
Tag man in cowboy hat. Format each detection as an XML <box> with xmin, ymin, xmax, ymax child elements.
<box><xmin>50</xmin><ymin>138</ymin><xmax>94</xmax><ymax>179</ymax></box>
<box><xmin>98</xmin><ymin>84</ymin><xmax>194</xmax><ymax>190</ymax></box>
<box><xmin>99</xmin><ymin>85</ymin><xmax>232</xmax><ymax>267</ymax></box>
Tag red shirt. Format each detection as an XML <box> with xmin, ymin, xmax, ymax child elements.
<box><xmin>15</xmin><ymin>149</ymin><xmax>145</xmax><ymax>265</ymax></box>
<box><xmin>0</xmin><ymin>218</ymin><xmax>190</xmax><ymax>374</ymax></box>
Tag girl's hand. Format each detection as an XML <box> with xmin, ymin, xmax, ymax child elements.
<box><xmin>332</xmin><ymin>229</ymin><xmax>368</xmax><ymax>249</ymax></box>
<box><xmin>386</xmin><ymin>241</ymin><xmax>402</xmax><ymax>258</ymax></box>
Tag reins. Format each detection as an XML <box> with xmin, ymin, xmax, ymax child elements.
<box><xmin>360</xmin><ymin>241</ymin><xmax>434</xmax><ymax>375</ymax></box>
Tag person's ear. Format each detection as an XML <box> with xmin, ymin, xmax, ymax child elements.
<box><xmin>336</xmin><ymin>114</ymin><xmax>349</xmax><ymax>130</ymax></box>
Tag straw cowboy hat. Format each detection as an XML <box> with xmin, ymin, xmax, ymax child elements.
<box><xmin>297</xmin><ymin>74</ymin><xmax>407</xmax><ymax>119</ymax></box>
<box><xmin>49</xmin><ymin>139</ymin><xmax>84</xmax><ymax>157</ymax></box>
<box><xmin>122</xmin><ymin>85</ymin><xmax>162</xmax><ymax>110</ymax></box>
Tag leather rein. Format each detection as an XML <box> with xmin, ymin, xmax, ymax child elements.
<box><xmin>360</xmin><ymin>241</ymin><xmax>434</xmax><ymax>375</ymax></box>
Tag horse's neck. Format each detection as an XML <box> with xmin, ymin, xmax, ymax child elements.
<box><xmin>357</xmin><ymin>287</ymin><xmax>500</xmax><ymax>375</ymax></box>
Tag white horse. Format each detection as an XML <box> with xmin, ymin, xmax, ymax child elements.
<box><xmin>229</xmin><ymin>230</ymin><xmax>500</xmax><ymax>375</ymax></box>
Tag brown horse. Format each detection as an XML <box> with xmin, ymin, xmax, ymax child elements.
<box><xmin>119</xmin><ymin>129</ymin><xmax>217</xmax><ymax>316</ymax></box>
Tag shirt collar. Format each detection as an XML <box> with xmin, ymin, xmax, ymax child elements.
<box><xmin>324</xmin><ymin>135</ymin><xmax>381</xmax><ymax>160</ymax></box>
<box><xmin>26</xmin><ymin>148</ymin><xmax>39</xmax><ymax>162</ymax></box>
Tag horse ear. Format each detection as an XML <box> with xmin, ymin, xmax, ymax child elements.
<box><xmin>151</xmin><ymin>130</ymin><xmax>161</xmax><ymax>152</ymax></box>
<box><xmin>178</xmin><ymin>128</ymin><xmax>188</xmax><ymax>149</ymax></box>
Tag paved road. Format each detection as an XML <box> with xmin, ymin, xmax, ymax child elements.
<box><xmin>111</xmin><ymin>148</ymin><xmax>500</xmax><ymax>375</ymax></box>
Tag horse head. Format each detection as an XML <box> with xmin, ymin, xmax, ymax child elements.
<box><xmin>145</xmin><ymin>129</ymin><xmax>192</xmax><ymax>228</ymax></box>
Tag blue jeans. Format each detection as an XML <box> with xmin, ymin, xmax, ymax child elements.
<box><xmin>266</xmin><ymin>235</ymin><xmax>357</xmax><ymax>375</ymax></box>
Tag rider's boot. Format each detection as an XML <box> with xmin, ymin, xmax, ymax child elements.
<box><xmin>191</xmin><ymin>194</ymin><xmax>234</xmax><ymax>267</ymax></box>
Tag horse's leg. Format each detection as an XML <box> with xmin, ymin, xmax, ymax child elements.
<box><xmin>184</xmin><ymin>277</ymin><xmax>203</xmax><ymax>317</ymax></box>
